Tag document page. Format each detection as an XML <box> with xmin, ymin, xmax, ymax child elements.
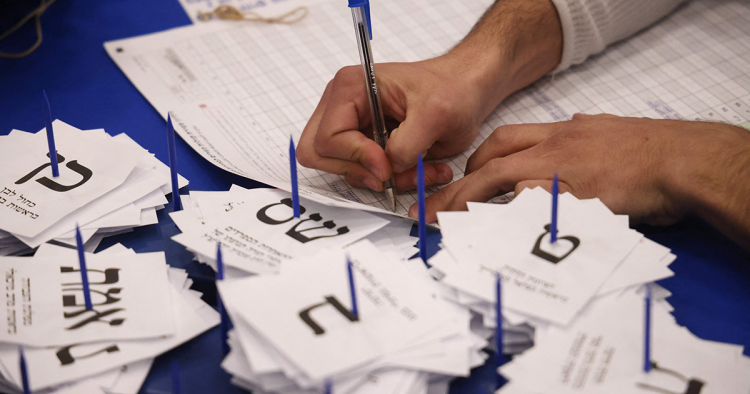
<box><xmin>106</xmin><ymin>0</ymin><xmax>750</xmax><ymax>217</ymax></box>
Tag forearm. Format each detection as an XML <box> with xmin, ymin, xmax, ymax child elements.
<box><xmin>668</xmin><ymin>124</ymin><xmax>750</xmax><ymax>251</ymax></box>
<box><xmin>438</xmin><ymin>0</ymin><xmax>563</xmax><ymax>120</ymax></box>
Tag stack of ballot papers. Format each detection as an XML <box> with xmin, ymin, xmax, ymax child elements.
<box><xmin>169</xmin><ymin>186</ymin><xmax>420</xmax><ymax>278</ymax></box>
<box><xmin>0</xmin><ymin>243</ymin><xmax>219</xmax><ymax>393</ymax></box>
<box><xmin>218</xmin><ymin>240</ymin><xmax>490</xmax><ymax>394</ymax></box>
<box><xmin>0</xmin><ymin>120</ymin><xmax>188</xmax><ymax>256</ymax></box>
<box><xmin>428</xmin><ymin>187</ymin><xmax>677</xmax><ymax>336</ymax></box>
<box><xmin>497</xmin><ymin>286</ymin><xmax>750</xmax><ymax>394</ymax></box>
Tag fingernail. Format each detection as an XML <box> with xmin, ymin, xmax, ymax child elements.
<box><xmin>367</xmin><ymin>164</ymin><xmax>385</xmax><ymax>182</ymax></box>
<box><xmin>408</xmin><ymin>204</ymin><xmax>418</xmax><ymax>218</ymax></box>
<box><xmin>364</xmin><ymin>177</ymin><xmax>382</xmax><ymax>192</ymax></box>
<box><xmin>438</xmin><ymin>167</ymin><xmax>452</xmax><ymax>183</ymax></box>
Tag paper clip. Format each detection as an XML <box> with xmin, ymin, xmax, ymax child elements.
<box><xmin>166</xmin><ymin>114</ymin><xmax>183</xmax><ymax>212</ymax></box>
<box><xmin>42</xmin><ymin>91</ymin><xmax>59</xmax><ymax>178</ymax></box>
<box><xmin>75</xmin><ymin>224</ymin><xmax>93</xmax><ymax>310</ymax></box>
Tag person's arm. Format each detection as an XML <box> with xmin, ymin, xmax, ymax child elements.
<box><xmin>297</xmin><ymin>0</ymin><xmax>564</xmax><ymax>192</ymax></box>
<box><xmin>415</xmin><ymin>115</ymin><xmax>750</xmax><ymax>251</ymax></box>
<box><xmin>550</xmin><ymin>0</ymin><xmax>686</xmax><ymax>72</ymax></box>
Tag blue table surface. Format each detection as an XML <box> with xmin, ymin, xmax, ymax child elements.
<box><xmin>1</xmin><ymin>1</ymin><xmax>749</xmax><ymax>393</ymax></box>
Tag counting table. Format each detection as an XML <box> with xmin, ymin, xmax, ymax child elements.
<box><xmin>1</xmin><ymin>1</ymin><xmax>748</xmax><ymax>393</ymax></box>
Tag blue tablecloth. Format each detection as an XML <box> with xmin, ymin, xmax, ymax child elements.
<box><xmin>1</xmin><ymin>1</ymin><xmax>748</xmax><ymax>393</ymax></box>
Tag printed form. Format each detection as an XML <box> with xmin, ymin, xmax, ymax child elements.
<box><xmin>105</xmin><ymin>0</ymin><xmax>750</xmax><ymax>217</ymax></box>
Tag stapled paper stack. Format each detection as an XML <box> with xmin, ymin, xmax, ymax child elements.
<box><xmin>218</xmin><ymin>240</ymin><xmax>488</xmax><ymax>394</ymax></box>
<box><xmin>0</xmin><ymin>120</ymin><xmax>188</xmax><ymax>255</ymax></box>
<box><xmin>169</xmin><ymin>186</ymin><xmax>419</xmax><ymax>278</ymax></box>
<box><xmin>0</xmin><ymin>243</ymin><xmax>219</xmax><ymax>393</ymax></box>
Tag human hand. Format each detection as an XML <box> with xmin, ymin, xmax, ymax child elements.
<box><xmin>296</xmin><ymin>57</ymin><xmax>490</xmax><ymax>193</ymax></box>
<box><xmin>296</xmin><ymin>0</ymin><xmax>564</xmax><ymax>193</ymax></box>
<box><xmin>413</xmin><ymin>114</ymin><xmax>750</xmax><ymax>236</ymax></box>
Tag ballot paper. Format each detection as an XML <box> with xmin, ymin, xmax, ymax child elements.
<box><xmin>497</xmin><ymin>287</ymin><xmax>750</xmax><ymax>394</ymax></box>
<box><xmin>432</xmin><ymin>188</ymin><xmax>644</xmax><ymax>326</ymax></box>
<box><xmin>217</xmin><ymin>240</ymin><xmax>486</xmax><ymax>393</ymax></box>
<box><xmin>0</xmin><ymin>121</ymin><xmax>189</xmax><ymax>253</ymax></box>
<box><xmin>0</xmin><ymin>250</ymin><xmax>219</xmax><ymax>392</ymax></box>
<box><xmin>106</xmin><ymin>0</ymin><xmax>750</xmax><ymax>218</ymax></box>
<box><xmin>0</xmin><ymin>251</ymin><xmax>174</xmax><ymax>347</ymax></box>
<box><xmin>172</xmin><ymin>188</ymin><xmax>389</xmax><ymax>274</ymax></box>
<box><xmin>0</xmin><ymin>122</ymin><xmax>144</xmax><ymax>238</ymax></box>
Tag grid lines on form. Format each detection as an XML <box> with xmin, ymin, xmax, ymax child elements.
<box><xmin>117</xmin><ymin>0</ymin><xmax>750</xmax><ymax>216</ymax></box>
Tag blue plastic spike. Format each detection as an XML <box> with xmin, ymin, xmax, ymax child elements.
<box><xmin>551</xmin><ymin>173</ymin><xmax>559</xmax><ymax>244</ymax></box>
<box><xmin>495</xmin><ymin>274</ymin><xmax>503</xmax><ymax>370</ymax></box>
<box><xmin>42</xmin><ymin>91</ymin><xmax>59</xmax><ymax>178</ymax></box>
<box><xmin>644</xmin><ymin>283</ymin><xmax>652</xmax><ymax>373</ymax></box>
<box><xmin>171</xmin><ymin>361</ymin><xmax>181</xmax><ymax>394</ymax></box>
<box><xmin>75</xmin><ymin>224</ymin><xmax>93</xmax><ymax>310</ymax></box>
<box><xmin>347</xmin><ymin>255</ymin><xmax>358</xmax><ymax>319</ymax></box>
<box><xmin>324</xmin><ymin>379</ymin><xmax>333</xmax><ymax>394</ymax></box>
<box><xmin>216</xmin><ymin>242</ymin><xmax>229</xmax><ymax>355</ymax></box>
<box><xmin>289</xmin><ymin>136</ymin><xmax>300</xmax><ymax>218</ymax></box>
<box><xmin>417</xmin><ymin>154</ymin><xmax>427</xmax><ymax>264</ymax></box>
<box><xmin>166</xmin><ymin>114</ymin><xmax>183</xmax><ymax>212</ymax></box>
<box><xmin>19</xmin><ymin>346</ymin><xmax>30</xmax><ymax>394</ymax></box>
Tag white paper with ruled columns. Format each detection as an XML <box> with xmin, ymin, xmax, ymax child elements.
<box><xmin>105</xmin><ymin>0</ymin><xmax>750</xmax><ymax>217</ymax></box>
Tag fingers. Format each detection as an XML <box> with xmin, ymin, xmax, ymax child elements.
<box><xmin>465</xmin><ymin>123</ymin><xmax>560</xmax><ymax>175</ymax></box>
<box><xmin>411</xmin><ymin>156</ymin><xmax>551</xmax><ymax>221</ymax></box>
<box><xmin>571</xmin><ymin>113</ymin><xmax>620</xmax><ymax>121</ymax></box>
<box><xmin>515</xmin><ymin>179</ymin><xmax>573</xmax><ymax>195</ymax></box>
<box><xmin>313</xmin><ymin>67</ymin><xmax>392</xmax><ymax>182</ymax></box>
<box><xmin>392</xmin><ymin>162</ymin><xmax>453</xmax><ymax>191</ymax></box>
<box><xmin>297</xmin><ymin>79</ymin><xmax>387</xmax><ymax>191</ymax></box>
<box><xmin>386</xmin><ymin>94</ymin><xmax>470</xmax><ymax>174</ymax></box>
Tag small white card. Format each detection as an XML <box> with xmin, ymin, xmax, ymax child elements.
<box><xmin>0</xmin><ymin>121</ymin><xmax>144</xmax><ymax>238</ymax></box>
<box><xmin>173</xmin><ymin>188</ymin><xmax>388</xmax><ymax>274</ymax></box>
<box><xmin>0</xmin><ymin>251</ymin><xmax>174</xmax><ymax>347</ymax></box>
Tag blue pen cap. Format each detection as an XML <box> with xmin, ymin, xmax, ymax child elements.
<box><xmin>348</xmin><ymin>0</ymin><xmax>373</xmax><ymax>40</ymax></box>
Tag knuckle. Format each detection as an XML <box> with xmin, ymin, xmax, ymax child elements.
<box><xmin>332</xmin><ymin>66</ymin><xmax>361</xmax><ymax>87</ymax></box>
<box><xmin>295</xmin><ymin>144</ymin><xmax>315</xmax><ymax>168</ymax></box>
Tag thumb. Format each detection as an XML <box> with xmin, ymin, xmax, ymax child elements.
<box><xmin>385</xmin><ymin>103</ymin><xmax>463</xmax><ymax>173</ymax></box>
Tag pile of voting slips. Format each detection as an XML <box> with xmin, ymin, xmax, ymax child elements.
<box><xmin>0</xmin><ymin>243</ymin><xmax>218</xmax><ymax>393</ymax></box>
<box><xmin>496</xmin><ymin>286</ymin><xmax>750</xmax><ymax>394</ymax></box>
<box><xmin>219</xmin><ymin>240</ymin><xmax>489</xmax><ymax>394</ymax></box>
<box><xmin>427</xmin><ymin>187</ymin><xmax>750</xmax><ymax>392</ymax></box>
<box><xmin>0</xmin><ymin>120</ymin><xmax>188</xmax><ymax>256</ymax></box>
<box><xmin>169</xmin><ymin>186</ymin><xmax>419</xmax><ymax>278</ymax></box>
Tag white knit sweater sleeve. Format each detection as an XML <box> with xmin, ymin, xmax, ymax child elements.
<box><xmin>549</xmin><ymin>0</ymin><xmax>687</xmax><ymax>72</ymax></box>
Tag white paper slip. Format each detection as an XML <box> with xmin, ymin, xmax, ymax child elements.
<box><xmin>0</xmin><ymin>268</ymin><xmax>219</xmax><ymax>391</ymax></box>
<box><xmin>172</xmin><ymin>188</ymin><xmax>389</xmax><ymax>274</ymax></box>
<box><xmin>0</xmin><ymin>252</ymin><xmax>174</xmax><ymax>347</ymax></box>
<box><xmin>0</xmin><ymin>122</ymin><xmax>145</xmax><ymax>238</ymax></box>
<box><xmin>218</xmin><ymin>241</ymin><xmax>453</xmax><ymax>381</ymax></box>
<box><xmin>106</xmin><ymin>0</ymin><xmax>750</xmax><ymax>219</ymax></box>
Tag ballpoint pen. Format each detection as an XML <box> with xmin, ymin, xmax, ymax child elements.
<box><xmin>347</xmin><ymin>0</ymin><xmax>397</xmax><ymax>212</ymax></box>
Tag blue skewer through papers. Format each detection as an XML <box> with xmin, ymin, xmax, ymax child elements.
<box><xmin>171</xmin><ymin>361</ymin><xmax>181</xmax><ymax>394</ymax></box>
<box><xmin>551</xmin><ymin>173</ymin><xmax>559</xmax><ymax>244</ymax></box>
<box><xmin>290</xmin><ymin>135</ymin><xmax>300</xmax><ymax>218</ymax></box>
<box><xmin>75</xmin><ymin>224</ymin><xmax>93</xmax><ymax>310</ymax></box>
<box><xmin>19</xmin><ymin>346</ymin><xmax>30</xmax><ymax>394</ymax></box>
<box><xmin>42</xmin><ymin>90</ymin><xmax>59</xmax><ymax>178</ymax></box>
<box><xmin>166</xmin><ymin>114</ymin><xmax>183</xmax><ymax>212</ymax></box>
<box><xmin>417</xmin><ymin>154</ymin><xmax>427</xmax><ymax>264</ymax></box>
<box><xmin>347</xmin><ymin>255</ymin><xmax>359</xmax><ymax>319</ymax></box>
<box><xmin>217</xmin><ymin>242</ymin><xmax>229</xmax><ymax>355</ymax></box>
<box><xmin>644</xmin><ymin>283</ymin><xmax>652</xmax><ymax>373</ymax></box>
